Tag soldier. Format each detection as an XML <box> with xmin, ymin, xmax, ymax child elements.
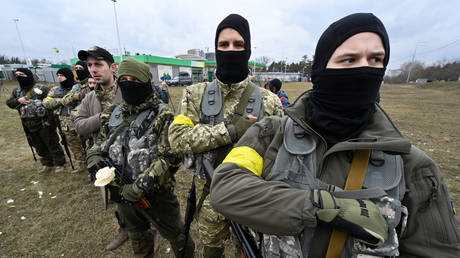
<box><xmin>59</xmin><ymin>61</ymin><xmax>93</xmax><ymax>173</ymax></box>
<box><xmin>43</xmin><ymin>68</ymin><xmax>85</xmax><ymax>173</ymax></box>
<box><xmin>210</xmin><ymin>13</ymin><xmax>460</xmax><ymax>257</ymax></box>
<box><xmin>86</xmin><ymin>57</ymin><xmax>194</xmax><ymax>257</ymax></box>
<box><xmin>168</xmin><ymin>14</ymin><xmax>283</xmax><ymax>257</ymax></box>
<box><xmin>267</xmin><ymin>78</ymin><xmax>290</xmax><ymax>108</ymax></box>
<box><xmin>74</xmin><ymin>46</ymin><xmax>125</xmax><ymax>251</ymax></box>
<box><xmin>6</xmin><ymin>68</ymin><xmax>66</xmax><ymax>173</ymax></box>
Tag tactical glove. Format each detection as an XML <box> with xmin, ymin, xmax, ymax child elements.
<box><xmin>226</xmin><ymin>116</ymin><xmax>257</xmax><ymax>142</ymax></box>
<box><xmin>86</xmin><ymin>149</ymin><xmax>105</xmax><ymax>176</ymax></box>
<box><xmin>311</xmin><ymin>189</ymin><xmax>388</xmax><ymax>246</ymax></box>
<box><xmin>121</xmin><ymin>184</ymin><xmax>143</xmax><ymax>202</ymax></box>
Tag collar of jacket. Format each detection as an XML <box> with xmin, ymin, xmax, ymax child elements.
<box><xmin>215</xmin><ymin>76</ymin><xmax>250</xmax><ymax>95</ymax></box>
<box><xmin>79</xmin><ymin>77</ymin><xmax>89</xmax><ymax>86</ymax></box>
<box><xmin>95</xmin><ymin>81</ymin><xmax>117</xmax><ymax>100</ymax></box>
<box><xmin>284</xmin><ymin>90</ymin><xmax>412</xmax><ymax>155</ymax></box>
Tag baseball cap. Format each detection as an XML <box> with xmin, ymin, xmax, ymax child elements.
<box><xmin>78</xmin><ymin>46</ymin><xmax>114</xmax><ymax>63</ymax></box>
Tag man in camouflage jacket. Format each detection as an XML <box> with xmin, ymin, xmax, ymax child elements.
<box><xmin>168</xmin><ymin>14</ymin><xmax>283</xmax><ymax>257</ymax></box>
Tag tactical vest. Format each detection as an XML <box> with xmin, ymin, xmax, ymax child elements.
<box><xmin>261</xmin><ymin>118</ymin><xmax>408</xmax><ymax>258</ymax></box>
<box><xmin>53</xmin><ymin>86</ymin><xmax>76</xmax><ymax>117</ymax></box>
<box><xmin>184</xmin><ymin>80</ymin><xmax>264</xmax><ymax>179</ymax></box>
<box><xmin>101</xmin><ymin>104</ymin><xmax>163</xmax><ymax>181</ymax></box>
<box><xmin>16</xmin><ymin>84</ymin><xmax>47</xmax><ymax>120</ymax></box>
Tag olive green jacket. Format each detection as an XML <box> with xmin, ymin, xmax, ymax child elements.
<box><xmin>210</xmin><ymin>90</ymin><xmax>460</xmax><ymax>258</ymax></box>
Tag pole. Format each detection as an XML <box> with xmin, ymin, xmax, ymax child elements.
<box><xmin>406</xmin><ymin>46</ymin><xmax>417</xmax><ymax>83</ymax></box>
<box><xmin>12</xmin><ymin>19</ymin><xmax>27</xmax><ymax>64</ymax></box>
<box><xmin>111</xmin><ymin>0</ymin><xmax>123</xmax><ymax>60</ymax></box>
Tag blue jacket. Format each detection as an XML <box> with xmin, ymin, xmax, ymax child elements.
<box><xmin>277</xmin><ymin>90</ymin><xmax>290</xmax><ymax>107</ymax></box>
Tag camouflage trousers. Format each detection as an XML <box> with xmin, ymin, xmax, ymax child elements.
<box><xmin>63</xmin><ymin>127</ymin><xmax>86</xmax><ymax>163</ymax></box>
<box><xmin>196</xmin><ymin>177</ymin><xmax>240</xmax><ymax>256</ymax></box>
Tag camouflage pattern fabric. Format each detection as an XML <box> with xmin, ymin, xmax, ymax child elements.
<box><xmin>43</xmin><ymin>85</ymin><xmax>75</xmax><ymax>130</ymax></box>
<box><xmin>168</xmin><ymin>76</ymin><xmax>283</xmax><ymax>155</ymax></box>
<box><xmin>64</xmin><ymin>129</ymin><xmax>86</xmax><ymax>163</ymax></box>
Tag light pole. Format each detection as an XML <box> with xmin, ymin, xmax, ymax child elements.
<box><xmin>253</xmin><ymin>46</ymin><xmax>256</xmax><ymax>79</ymax></box>
<box><xmin>406</xmin><ymin>42</ymin><xmax>425</xmax><ymax>83</ymax></box>
<box><xmin>111</xmin><ymin>0</ymin><xmax>123</xmax><ymax>59</ymax></box>
<box><xmin>12</xmin><ymin>18</ymin><xmax>27</xmax><ymax>64</ymax></box>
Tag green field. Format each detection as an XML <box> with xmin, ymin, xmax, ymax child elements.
<box><xmin>0</xmin><ymin>80</ymin><xmax>459</xmax><ymax>257</ymax></box>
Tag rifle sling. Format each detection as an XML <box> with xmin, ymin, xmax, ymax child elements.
<box><xmin>325</xmin><ymin>149</ymin><xmax>371</xmax><ymax>258</ymax></box>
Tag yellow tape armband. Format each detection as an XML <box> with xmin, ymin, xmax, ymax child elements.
<box><xmin>46</xmin><ymin>96</ymin><xmax>54</xmax><ymax>100</ymax></box>
<box><xmin>222</xmin><ymin>146</ymin><xmax>263</xmax><ymax>176</ymax></box>
<box><xmin>172</xmin><ymin>114</ymin><xmax>195</xmax><ymax>127</ymax></box>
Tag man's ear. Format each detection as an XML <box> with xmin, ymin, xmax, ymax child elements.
<box><xmin>111</xmin><ymin>63</ymin><xmax>117</xmax><ymax>73</ymax></box>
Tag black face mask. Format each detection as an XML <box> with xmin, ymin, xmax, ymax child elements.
<box><xmin>60</xmin><ymin>79</ymin><xmax>74</xmax><ymax>90</ymax></box>
<box><xmin>215</xmin><ymin>50</ymin><xmax>249</xmax><ymax>84</ymax></box>
<box><xmin>17</xmin><ymin>76</ymin><xmax>34</xmax><ymax>89</ymax></box>
<box><xmin>306</xmin><ymin>66</ymin><xmax>385</xmax><ymax>146</ymax></box>
<box><xmin>76</xmin><ymin>69</ymin><xmax>90</xmax><ymax>81</ymax></box>
<box><xmin>118</xmin><ymin>80</ymin><xmax>153</xmax><ymax>106</ymax></box>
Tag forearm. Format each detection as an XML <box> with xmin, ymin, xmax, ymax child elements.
<box><xmin>61</xmin><ymin>92</ymin><xmax>77</xmax><ymax>106</ymax></box>
<box><xmin>168</xmin><ymin>118</ymin><xmax>233</xmax><ymax>155</ymax></box>
<box><xmin>6</xmin><ymin>95</ymin><xmax>20</xmax><ymax>109</ymax></box>
<box><xmin>211</xmin><ymin>162</ymin><xmax>317</xmax><ymax>235</ymax></box>
<box><xmin>42</xmin><ymin>96</ymin><xmax>62</xmax><ymax>109</ymax></box>
<box><xmin>75</xmin><ymin>113</ymin><xmax>101</xmax><ymax>136</ymax></box>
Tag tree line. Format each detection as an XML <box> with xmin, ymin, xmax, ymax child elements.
<box><xmin>256</xmin><ymin>55</ymin><xmax>313</xmax><ymax>75</ymax></box>
<box><xmin>385</xmin><ymin>59</ymin><xmax>460</xmax><ymax>83</ymax></box>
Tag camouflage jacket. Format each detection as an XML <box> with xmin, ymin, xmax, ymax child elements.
<box><xmin>91</xmin><ymin>94</ymin><xmax>180</xmax><ymax>193</ymax></box>
<box><xmin>61</xmin><ymin>78</ymin><xmax>89</xmax><ymax>107</ymax></box>
<box><xmin>43</xmin><ymin>84</ymin><xmax>79</xmax><ymax>130</ymax></box>
<box><xmin>210</xmin><ymin>91</ymin><xmax>460</xmax><ymax>258</ymax></box>
<box><xmin>168</xmin><ymin>76</ymin><xmax>283</xmax><ymax>155</ymax></box>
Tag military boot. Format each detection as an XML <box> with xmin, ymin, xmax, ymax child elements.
<box><xmin>168</xmin><ymin>232</ymin><xmax>195</xmax><ymax>258</ymax></box>
<box><xmin>128</xmin><ymin>230</ymin><xmax>155</xmax><ymax>258</ymax></box>
<box><xmin>202</xmin><ymin>245</ymin><xmax>224</xmax><ymax>258</ymax></box>
<box><xmin>54</xmin><ymin>166</ymin><xmax>65</xmax><ymax>173</ymax></box>
<box><xmin>38</xmin><ymin>166</ymin><xmax>53</xmax><ymax>173</ymax></box>
<box><xmin>72</xmin><ymin>161</ymin><xmax>87</xmax><ymax>174</ymax></box>
<box><xmin>106</xmin><ymin>227</ymin><xmax>129</xmax><ymax>251</ymax></box>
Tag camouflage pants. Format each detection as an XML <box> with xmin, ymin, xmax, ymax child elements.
<box><xmin>64</xmin><ymin>128</ymin><xmax>86</xmax><ymax>163</ymax></box>
<box><xmin>117</xmin><ymin>186</ymin><xmax>194</xmax><ymax>257</ymax></box>
<box><xmin>196</xmin><ymin>177</ymin><xmax>240</xmax><ymax>256</ymax></box>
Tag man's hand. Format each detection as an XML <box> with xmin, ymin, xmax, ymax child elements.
<box><xmin>18</xmin><ymin>97</ymin><xmax>31</xmax><ymax>104</ymax></box>
<box><xmin>312</xmin><ymin>189</ymin><xmax>388</xmax><ymax>246</ymax></box>
<box><xmin>227</xmin><ymin>115</ymin><xmax>257</xmax><ymax>142</ymax></box>
<box><xmin>86</xmin><ymin>150</ymin><xmax>105</xmax><ymax>176</ymax></box>
<box><xmin>121</xmin><ymin>184</ymin><xmax>143</xmax><ymax>202</ymax></box>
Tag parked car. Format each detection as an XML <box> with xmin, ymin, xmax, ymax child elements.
<box><xmin>167</xmin><ymin>75</ymin><xmax>192</xmax><ymax>86</ymax></box>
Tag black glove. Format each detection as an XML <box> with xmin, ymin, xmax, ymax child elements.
<box><xmin>312</xmin><ymin>189</ymin><xmax>388</xmax><ymax>246</ymax></box>
<box><xmin>120</xmin><ymin>184</ymin><xmax>143</xmax><ymax>202</ymax></box>
<box><xmin>226</xmin><ymin>116</ymin><xmax>257</xmax><ymax>142</ymax></box>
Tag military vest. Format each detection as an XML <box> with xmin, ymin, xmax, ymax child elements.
<box><xmin>184</xmin><ymin>80</ymin><xmax>264</xmax><ymax>179</ymax></box>
<box><xmin>101</xmin><ymin>104</ymin><xmax>163</xmax><ymax>181</ymax></box>
<box><xmin>260</xmin><ymin>118</ymin><xmax>408</xmax><ymax>258</ymax></box>
<box><xmin>53</xmin><ymin>86</ymin><xmax>76</xmax><ymax>117</ymax></box>
<box><xmin>16</xmin><ymin>84</ymin><xmax>47</xmax><ymax>120</ymax></box>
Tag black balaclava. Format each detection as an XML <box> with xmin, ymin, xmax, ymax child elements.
<box><xmin>215</xmin><ymin>14</ymin><xmax>251</xmax><ymax>84</ymax></box>
<box><xmin>16</xmin><ymin>68</ymin><xmax>35</xmax><ymax>89</ymax></box>
<box><xmin>306</xmin><ymin>13</ymin><xmax>390</xmax><ymax>147</ymax></box>
<box><xmin>118</xmin><ymin>80</ymin><xmax>154</xmax><ymax>106</ymax></box>
<box><xmin>75</xmin><ymin>60</ymin><xmax>90</xmax><ymax>81</ymax></box>
<box><xmin>57</xmin><ymin>68</ymin><xmax>75</xmax><ymax>90</ymax></box>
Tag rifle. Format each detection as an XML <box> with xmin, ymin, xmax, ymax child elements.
<box><xmin>55</xmin><ymin>118</ymin><xmax>75</xmax><ymax>170</ymax></box>
<box><xmin>18</xmin><ymin>114</ymin><xmax>37</xmax><ymax>161</ymax></box>
<box><xmin>181</xmin><ymin>175</ymin><xmax>196</xmax><ymax>258</ymax></box>
<box><xmin>202</xmin><ymin>158</ymin><xmax>262</xmax><ymax>258</ymax></box>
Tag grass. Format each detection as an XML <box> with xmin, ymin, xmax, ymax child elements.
<box><xmin>0</xmin><ymin>80</ymin><xmax>459</xmax><ymax>257</ymax></box>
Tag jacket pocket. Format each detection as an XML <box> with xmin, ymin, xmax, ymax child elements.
<box><xmin>411</xmin><ymin>167</ymin><xmax>459</xmax><ymax>244</ymax></box>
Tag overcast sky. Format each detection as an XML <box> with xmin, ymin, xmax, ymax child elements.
<box><xmin>2</xmin><ymin>0</ymin><xmax>460</xmax><ymax>70</ymax></box>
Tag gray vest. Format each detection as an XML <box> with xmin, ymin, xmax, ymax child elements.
<box><xmin>52</xmin><ymin>86</ymin><xmax>74</xmax><ymax>117</ymax></box>
<box><xmin>102</xmin><ymin>104</ymin><xmax>163</xmax><ymax>181</ymax></box>
<box><xmin>184</xmin><ymin>80</ymin><xmax>264</xmax><ymax>179</ymax></box>
<box><xmin>261</xmin><ymin>118</ymin><xmax>408</xmax><ymax>258</ymax></box>
<box><xmin>16</xmin><ymin>84</ymin><xmax>47</xmax><ymax>119</ymax></box>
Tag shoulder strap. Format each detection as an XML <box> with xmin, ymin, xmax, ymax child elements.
<box><xmin>325</xmin><ymin>149</ymin><xmax>371</xmax><ymax>258</ymax></box>
<box><xmin>231</xmin><ymin>82</ymin><xmax>256</xmax><ymax>124</ymax></box>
